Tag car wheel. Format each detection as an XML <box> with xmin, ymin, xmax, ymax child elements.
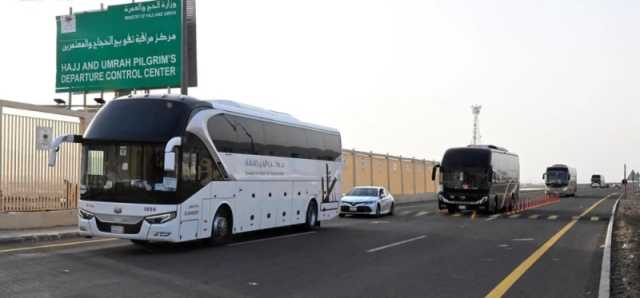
<box><xmin>389</xmin><ymin>203</ymin><xmax>395</xmax><ymax>216</ymax></box>
<box><xmin>375</xmin><ymin>204</ymin><xmax>382</xmax><ymax>217</ymax></box>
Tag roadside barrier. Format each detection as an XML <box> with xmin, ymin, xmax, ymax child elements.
<box><xmin>507</xmin><ymin>193</ymin><xmax>560</xmax><ymax>215</ymax></box>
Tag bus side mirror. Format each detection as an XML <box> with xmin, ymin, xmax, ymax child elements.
<box><xmin>163</xmin><ymin>137</ymin><xmax>182</xmax><ymax>172</ymax></box>
<box><xmin>431</xmin><ymin>165</ymin><xmax>440</xmax><ymax>181</ymax></box>
<box><xmin>542</xmin><ymin>173</ymin><xmax>546</xmax><ymax>180</ymax></box>
<box><xmin>48</xmin><ymin>134</ymin><xmax>83</xmax><ymax>167</ymax></box>
<box><xmin>164</xmin><ymin>152</ymin><xmax>176</xmax><ymax>172</ymax></box>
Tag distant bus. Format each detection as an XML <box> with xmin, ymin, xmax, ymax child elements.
<box><xmin>48</xmin><ymin>96</ymin><xmax>343</xmax><ymax>245</ymax></box>
<box><xmin>432</xmin><ymin>145</ymin><xmax>520</xmax><ymax>214</ymax></box>
<box><xmin>591</xmin><ymin>175</ymin><xmax>607</xmax><ymax>188</ymax></box>
<box><xmin>543</xmin><ymin>164</ymin><xmax>577</xmax><ymax>197</ymax></box>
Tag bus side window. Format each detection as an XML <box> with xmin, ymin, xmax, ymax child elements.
<box><xmin>180</xmin><ymin>133</ymin><xmax>223</xmax><ymax>199</ymax></box>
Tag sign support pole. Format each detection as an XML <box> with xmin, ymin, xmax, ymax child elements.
<box><xmin>180</xmin><ymin>0</ymin><xmax>189</xmax><ymax>95</ymax></box>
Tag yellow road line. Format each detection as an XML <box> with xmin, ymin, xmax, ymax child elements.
<box><xmin>486</xmin><ymin>193</ymin><xmax>617</xmax><ymax>298</ymax></box>
<box><xmin>0</xmin><ymin>238</ymin><xmax>118</xmax><ymax>254</ymax></box>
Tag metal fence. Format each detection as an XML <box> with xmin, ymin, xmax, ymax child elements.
<box><xmin>342</xmin><ymin>150</ymin><xmax>439</xmax><ymax>196</ymax></box>
<box><xmin>0</xmin><ymin>101</ymin><xmax>90</xmax><ymax>212</ymax></box>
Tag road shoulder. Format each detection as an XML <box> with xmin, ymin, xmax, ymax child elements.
<box><xmin>611</xmin><ymin>193</ymin><xmax>640</xmax><ymax>298</ymax></box>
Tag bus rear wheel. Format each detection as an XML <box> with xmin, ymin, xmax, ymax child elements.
<box><xmin>487</xmin><ymin>197</ymin><xmax>498</xmax><ymax>214</ymax></box>
<box><xmin>304</xmin><ymin>201</ymin><xmax>318</xmax><ymax>230</ymax></box>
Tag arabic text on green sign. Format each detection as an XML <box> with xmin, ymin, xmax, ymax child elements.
<box><xmin>56</xmin><ymin>0</ymin><xmax>182</xmax><ymax>93</ymax></box>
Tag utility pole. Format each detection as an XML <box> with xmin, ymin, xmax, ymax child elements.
<box><xmin>471</xmin><ymin>105</ymin><xmax>482</xmax><ymax>145</ymax></box>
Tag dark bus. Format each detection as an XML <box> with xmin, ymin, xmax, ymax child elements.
<box><xmin>432</xmin><ymin>145</ymin><xmax>520</xmax><ymax>214</ymax></box>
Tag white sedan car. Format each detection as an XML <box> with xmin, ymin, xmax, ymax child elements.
<box><xmin>339</xmin><ymin>186</ymin><xmax>395</xmax><ymax>217</ymax></box>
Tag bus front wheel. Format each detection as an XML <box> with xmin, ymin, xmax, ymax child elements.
<box><xmin>210</xmin><ymin>208</ymin><xmax>232</xmax><ymax>245</ymax></box>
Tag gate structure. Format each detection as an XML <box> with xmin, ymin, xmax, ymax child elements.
<box><xmin>0</xmin><ymin>100</ymin><xmax>93</xmax><ymax>212</ymax></box>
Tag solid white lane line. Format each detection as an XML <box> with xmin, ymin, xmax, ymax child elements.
<box><xmin>0</xmin><ymin>238</ymin><xmax>118</xmax><ymax>254</ymax></box>
<box><xmin>415</xmin><ymin>211</ymin><xmax>430</xmax><ymax>217</ymax></box>
<box><xmin>366</xmin><ymin>235</ymin><xmax>427</xmax><ymax>253</ymax></box>
<box><xmin>227</xmin><ymin>232</ymin><xmax>316</xmax><ymax>247</ymax></box>
<box><xmin>599</xmin><ymin>197</ymin><xmax>622</xmax><ymax>298</ymax></box>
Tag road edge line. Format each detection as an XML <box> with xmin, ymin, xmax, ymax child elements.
<box><xmin>598</xmin><ymin>197</ymin><xmax>621</xmax><ymax>298</ymax></box>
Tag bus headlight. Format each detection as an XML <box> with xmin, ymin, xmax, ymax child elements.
<box><xmin>79</xmin><ymin>209</ymin><xmax>95</xmax><ymax>220</ymax></box>
<box><xmin>145</xmin><ymin>212</ymin><xmax>177</xmax><ymax>225</ymax></box>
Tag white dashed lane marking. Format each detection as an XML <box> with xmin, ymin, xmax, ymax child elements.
<box><xmin>548</xmin><ymin>215</ymin><xmax>558</xmax><ymax>220</ymax></box>
<box><xmin>486</xmin><ymin>214</ymin><xmax>502</xmax><ymax>222</ymax></box>
<box><xmin>590</xmin><ymin>216</ymin><xmax>600</xmax><ymax>222</ymax></box>
<box><xmin>415</xmin><ymin>211</ymin><xmax>430</xmax><ymax>217</ymax></box>
<box><xmin>366</xmin><ymin>235</ymin><xmax>427</xmax><ymax>253</ymax></box>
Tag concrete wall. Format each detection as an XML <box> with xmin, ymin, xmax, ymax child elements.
<box><xmin>342</xmin><ymin>150</ymin><xmax>439</xmax><ymax>198</ymax></box>
<box><xmin>0</xmin><ymin>209</ymin><xmax>78</xmax><ymax>230</ymax></box>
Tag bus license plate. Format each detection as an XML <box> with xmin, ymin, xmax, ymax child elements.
<box><xmin>111</xmin><ymin>225</ymin><xmax>124</xmax><ymax>234</ymax></box>
<box><xmin>458</xmin><ymin>205</ymin><xmax>467</xmax><ymax>211</ymax></box>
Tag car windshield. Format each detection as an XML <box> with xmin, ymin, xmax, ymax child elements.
<box><xmin>348</xmin><ymin>188</ymin><xmax>379</xmax><ymax>197</ymax></box>
<box><xmin>81</xmin><ymin>142</ymin><xmax>177</xmax><ymax>204</ymax></box>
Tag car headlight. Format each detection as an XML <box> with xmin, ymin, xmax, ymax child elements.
<box><xmin>79</xmin><ymin>209</ymin><xmax>95</xmax><ymax>220</ymax></box>
<box><xmin>145</xmin><ymin>212</ymin><xmax>177</xmax><ymax>225</ymax></box>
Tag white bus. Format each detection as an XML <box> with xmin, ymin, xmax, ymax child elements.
<box><xmin>48</xmin><ymin>95</ymin><xmax>343</xmax><ymax>244</ymax></box>
<box><xmin>543</xmin><ymin>164</ymin><xmax>577</xmax><ymax>197</ymax></box>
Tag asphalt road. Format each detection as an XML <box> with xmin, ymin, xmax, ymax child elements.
<box><xmin>0</xmin><ymin>186</ymin><xmax>620</xmax><ymax>298</ymax></box>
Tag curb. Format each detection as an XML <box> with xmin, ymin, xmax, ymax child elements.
<box><xmin>0</xmin><ymin>230</ymin><xmax>81</xmax><ymax>245</ymax></box>
<box><xmin>598</xmin><ymin>197</ymin><xmax>621</xmax><ymax>298</ymax></box>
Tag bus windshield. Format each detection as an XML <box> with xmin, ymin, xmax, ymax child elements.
<box><xmin>81</xmin><ymin>143</ymin><xmax>177</xmax><ymax>204</ymax></box>
<box><xmin>443</xmin><ymin>168</ymin><xmax>490</xmax><ymax>190</ymax></box>
<box><xmin>547</xmin><ymin>169</ymin><xmax>569</xmax><ymax>185</ymax></box>
<box><xmin>441</xmin><ymin>149</ymin><xmax>491</xmax><ymax>191</ymax></box>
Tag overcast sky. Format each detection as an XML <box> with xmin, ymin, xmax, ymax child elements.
<box><xmin>1</xmin><ymin>0</ymin><xmax>639</xmax><ymax>183</ymax></box>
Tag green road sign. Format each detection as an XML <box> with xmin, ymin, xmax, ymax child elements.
<box><xmin>56</xmin><ymin>0</ymin><xmax>182</xmax><ymax>93</ymax></box>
